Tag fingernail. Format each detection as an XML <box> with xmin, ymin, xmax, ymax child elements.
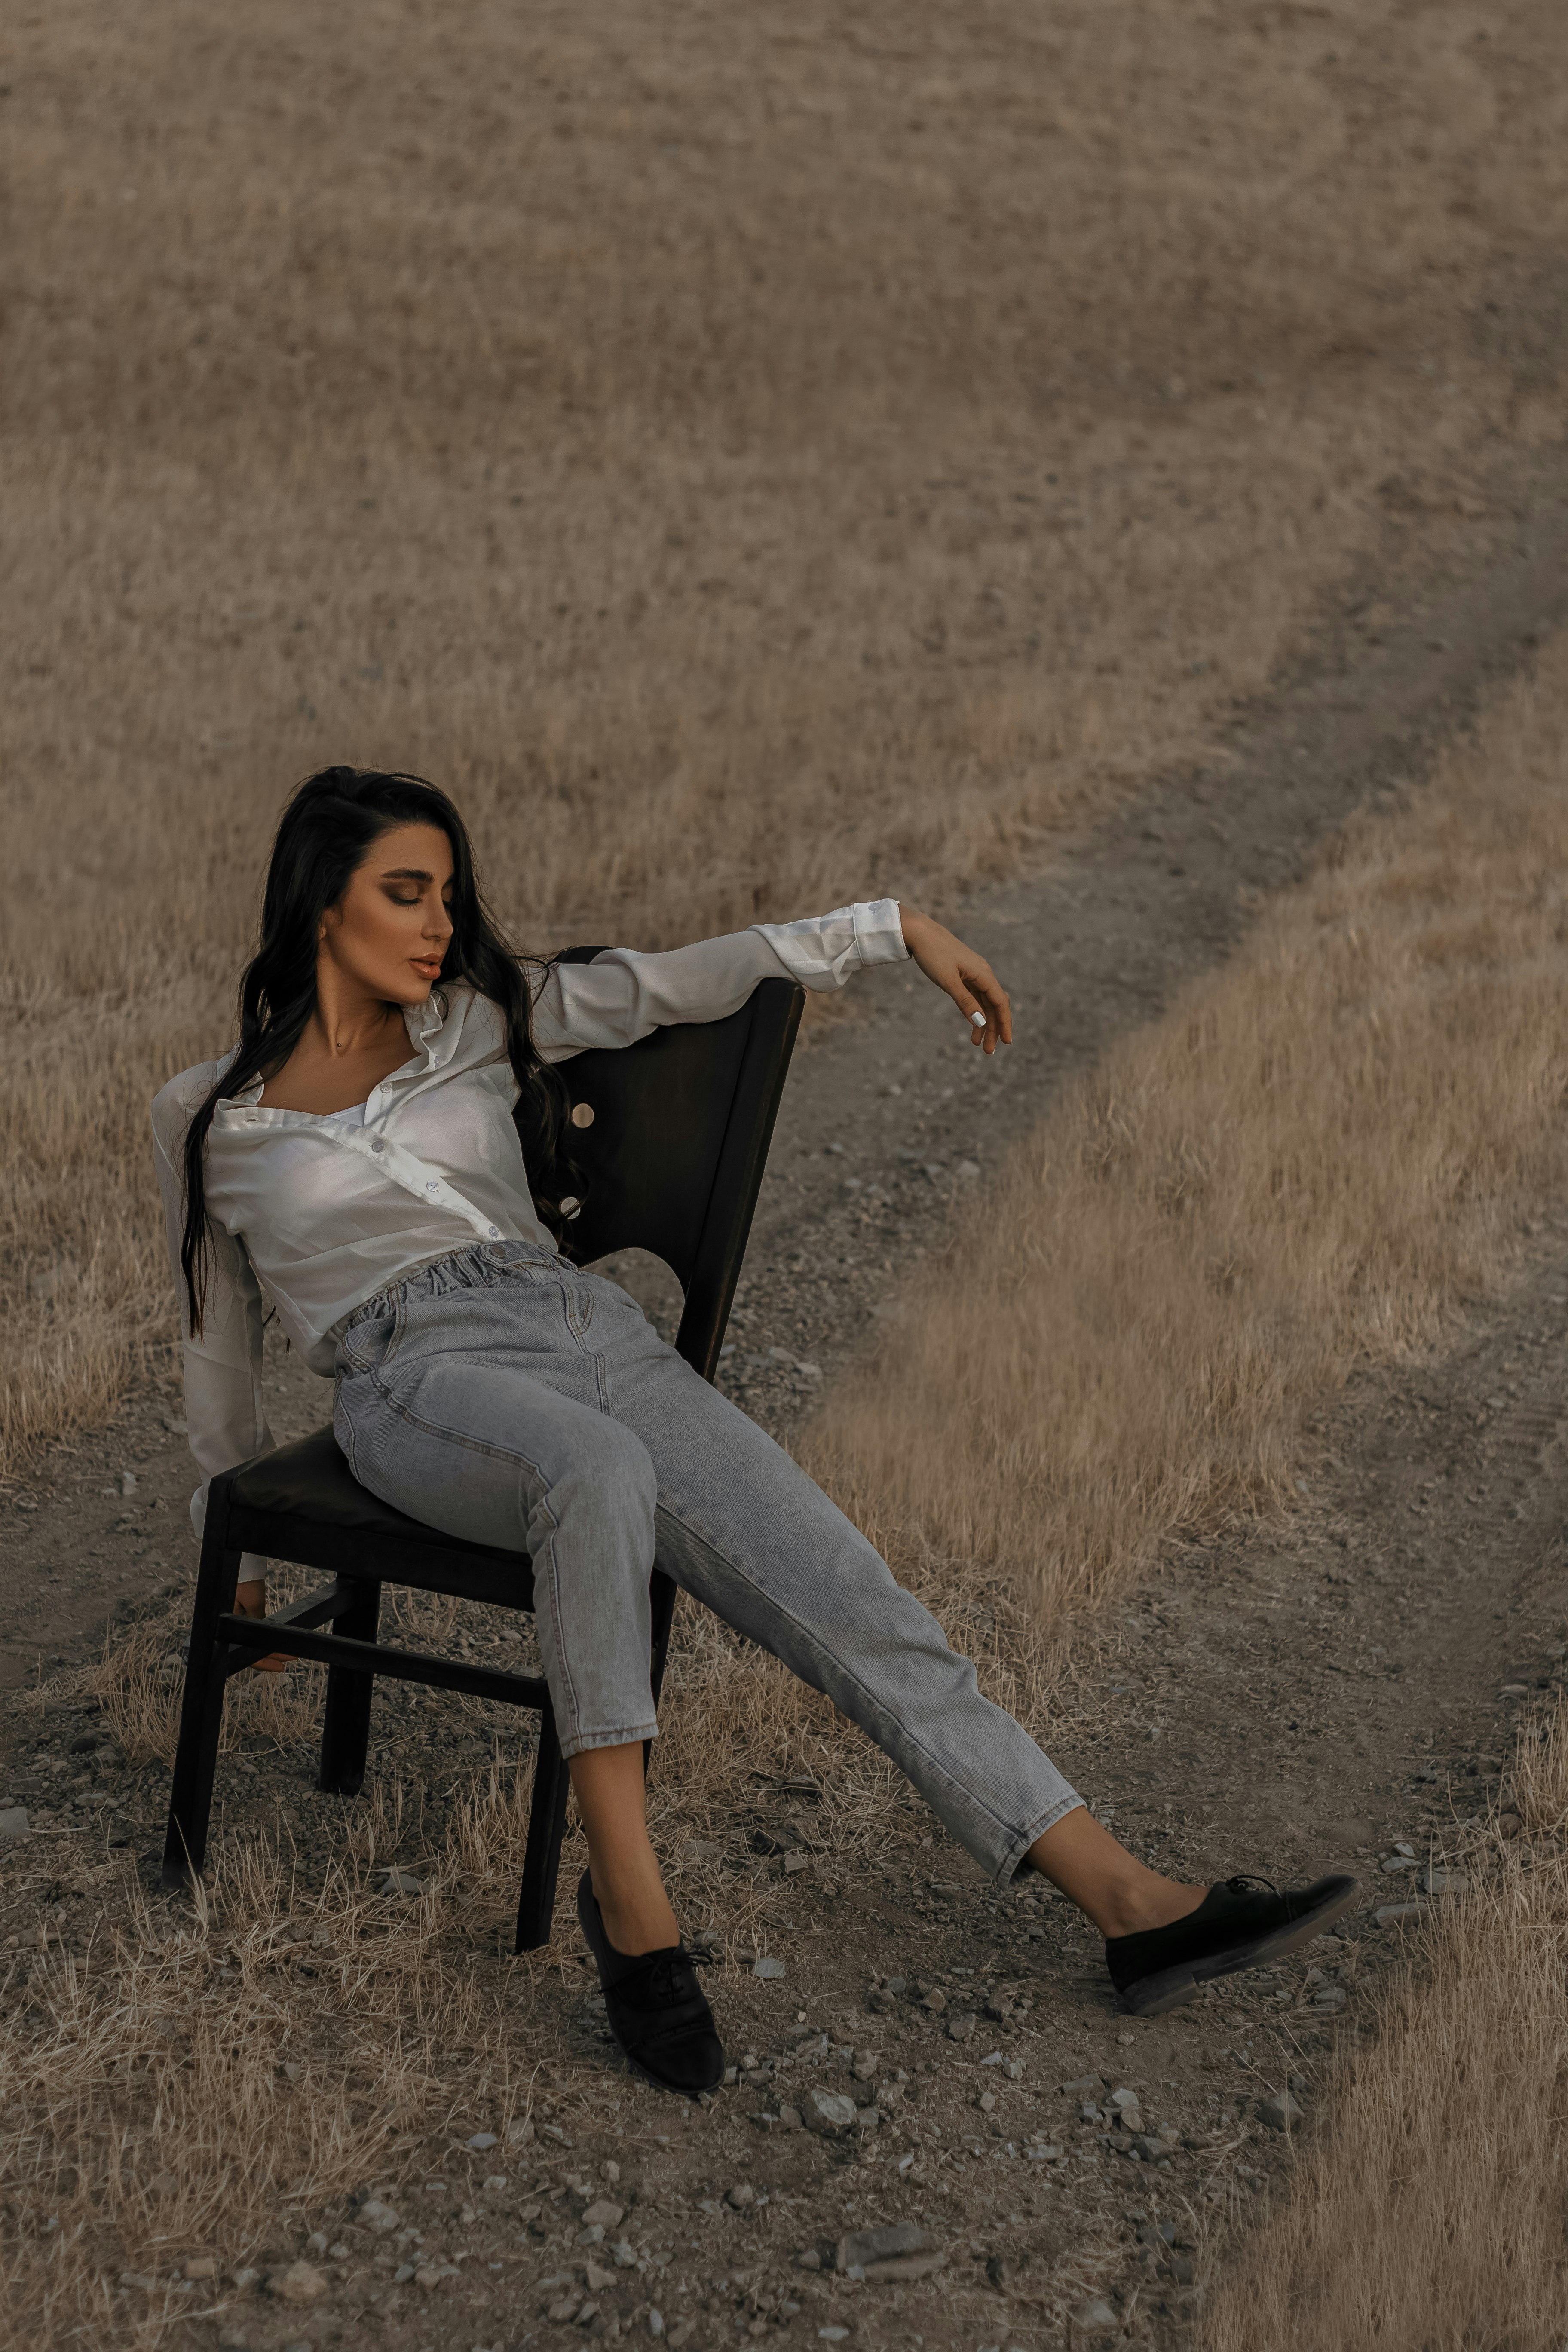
<box><xmin>970</xmin><ymin>1010</ymin><xmax>986</xmax><ymax>1027</ymax></box>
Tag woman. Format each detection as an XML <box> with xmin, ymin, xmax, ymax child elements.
<box><xmin>153</xmin><ymin>767</ymin><xmax>1355</xmax><ymax>2096</ymax></box>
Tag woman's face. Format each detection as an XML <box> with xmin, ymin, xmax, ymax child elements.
<box><xmin>320</xmin><ymin>821</ymin><xmax>456</xmax><ymax>1004</ymax></box>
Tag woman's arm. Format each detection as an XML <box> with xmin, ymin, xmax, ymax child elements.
<box><xmin>529</xmin><ymin>899</ymin><xmax>1011</xmax><ymax>1061</ymax></box>
<box><xmin>152</xmin><ymin>1090</ymin><xmax>276</xmax><ymax>1580</ymax></box>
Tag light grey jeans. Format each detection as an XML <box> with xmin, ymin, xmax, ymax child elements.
<box><xmin>332</xmin><ymin>1239</ymin><xmax>1081</xmax><ymax>1884</ymax></box>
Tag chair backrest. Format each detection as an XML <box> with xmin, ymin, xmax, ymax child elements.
<box><xmin>551</xmin><ymin>952</ymin><xmax>805</xmax><ymax>1380</ymax></box>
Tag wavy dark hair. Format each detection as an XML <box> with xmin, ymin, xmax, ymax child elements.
<box><xmin>180</xmin><ymin>765</ymin><xmax>579</xmax><ymax>1338</ymax></box>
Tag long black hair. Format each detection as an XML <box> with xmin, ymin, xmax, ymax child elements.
<box><xmin>179</xmin><ymin>765</ymin><xmax>579</xmax><ymax>1338</ymax></box>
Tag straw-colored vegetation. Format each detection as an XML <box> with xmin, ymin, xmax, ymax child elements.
<box><xmin>1201</xmin><ymin>1690</ymin><xmax>1568</xmax><ymax>2352</ymax></box>
<box><xmin>805</xmin><ymin>634</ymin><xmax>1568</xmax><ymax>1632</ymax></box>
<box><xmin>7</xmin><ymin>618</ymin><xmax>1568</xmax><ymax>2351</ymax></box>
<box><xmin>5</xmin><ymin>0</ymin><xmax>1565</xmax><ymax>1473</ymax></box>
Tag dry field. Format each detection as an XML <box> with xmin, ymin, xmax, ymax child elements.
<box><xmin>6</xmin><ymin>0</ymin><xmax>1568</xmax><ymax>1470</ymax></box>
<box><xmin>1202</xmin><ymin>1693</ymin><xmax>1568</xmax><ymax>2352</ymax></box>
<box><xmin>7</xmin><ymin>555</ymin><xmax>1568</xmax><ymax>2352</ymax></box>
<box><xmin>9</xmin><ymin>2</ymin><xmax>1568</xmax><ymax>2344</ymax></box>
<box><xmin>805</xmin><ymin>631</ymin><xmax>1568</xmax><ymax>1643</ymax></box>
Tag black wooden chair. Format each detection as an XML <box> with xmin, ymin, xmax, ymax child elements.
<box><xmin>160</xmin><ymin>963</ymin><xmax>805</xmax><ymax>1949</ymax></box>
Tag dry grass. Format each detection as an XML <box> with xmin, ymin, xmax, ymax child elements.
<box><xmin>1200</xmin><ymin>1689</ymin><xmax>1568</xmax><ymax>2352</ymax></box>
<box><xmin>6</xmin><ymin>0</ymin><xmax>1568</xmax><ymax>1470</ymax></box>
<box><xmin>10</xmin><ymin>632</ymin><xmax>1568</xmax><ymax>2344</ymax></box>
<box><xmin>804</xmin><ymin>631</ymin><xmax>1568</xmax><ymax>1636</ymax></box>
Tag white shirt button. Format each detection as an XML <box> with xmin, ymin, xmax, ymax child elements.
<box><xmin>370</xmin><ymin>1138</ymin><xmax>384</xmax><ymax>1153</ymax></box>
<box><xmin>487</xmin><ymin>1225</ymin><xmax>500</xmax><ymax>1238</ymax></box>
<box><xmin>425</xmin><ymin>1180</ymin><xmax>440</xmax><ymax>1194</ymax></box>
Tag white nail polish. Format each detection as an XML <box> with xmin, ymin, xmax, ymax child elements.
<box><xmin>970</xmin><ymin>1010</ymin><xmax>986</xmax><ymax>1027</ymax></box>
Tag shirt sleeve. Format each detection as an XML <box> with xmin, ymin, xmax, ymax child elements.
<box><xmin>529</xmin><ymin>898</ymin><xmax>909</xmax><ymax>1063</ymax></box>
<box><xmin>152</xmin><ymin>1084</ymin><xmax>276</xmax><ymax>1581</ymax></box>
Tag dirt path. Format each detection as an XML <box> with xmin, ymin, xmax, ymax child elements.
<box><xmin>5</xmin><ymin>449</ymin><xmax>1568</xmax><ymax>2347</ymax></box>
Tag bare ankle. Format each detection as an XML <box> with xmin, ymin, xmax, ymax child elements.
<box><xmin>594</xmin><ymin>1880</ymin><xmax>681</xmax><ymax>1958</ymax></box>
<box><xmin>1099</xmin><ymin>1878</ymin><xmax>1207</xmax><ymax>1939</ymax></box>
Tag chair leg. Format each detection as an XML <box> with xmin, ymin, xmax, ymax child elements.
<box><xmin>515</xmin><ymin>1706</ymin><xmax>572</xmax><ymax>1954</ymax></box>
<box><xmin>162</xmin><ymin>1529</ymin><xmax>243</xmax><ymax>1891</ymax></box>
<box><xmin>318</xmin><ymin>1578</ymin><xmax>382</xmax><ymax>1796</ymax></box>
<box><xmin>643</xmin><ymin>1568</ymin><xmax>680</xmax><ymax>1780</ymax></box>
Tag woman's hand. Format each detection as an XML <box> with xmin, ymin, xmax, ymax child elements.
<box><xmin>897</xmin><ymin>906</ymin><xmax>1013</xmax><ymax>1054</ymax></box>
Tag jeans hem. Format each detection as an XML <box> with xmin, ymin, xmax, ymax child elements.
<box><xmin>995</xmin><ymin>1794</ymin><xmax>1085</xmax><ymax>1887</ymax></box>
<box><xmin>557</xmin><ymin>1721</ymin><xmax>660</xmax><ymax>1763</ymax></box>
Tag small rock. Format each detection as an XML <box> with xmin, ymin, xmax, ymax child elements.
<box><xmin>1422</xmin><ymin>1868</ymin><xmax>1470</xmax><ymax>1895</ymax></box>
<box><xmin>986</xmin><ymin>2255</ymin><xmax>1014</xmax><ymax>2290</ymax></box>
<box><xmin>648</xmin><ymin>2313</ymin><xmax>665</xmax><ymax>2339</ymax></box>
<box><xmin>1375</xmin><ymin>1901</ymin><xmax>1428</xmax><ymax>1926</ymax></box>
<box><xmin>120</xmin><ymin>1470</ymin><xmax>139</xmax><ymax>1496</ymax></box>
<box><xmin>612</xmin><ymin>2239</ymin><xmax>637</xmax><ymax>2268</ymax></box>
<box><xmin>837</xmin><ymin>2222</ymin><xmax>923</xmax><ymax>2272</ymax></box>
<box><xmin>818</xmin><ymin>2329</ymin><xmax>850</xmax><ymax>2343</ymax></box>
<box><xmin>466</xmin><ymin>2132</ymin><xmax>499</xmax><ymax>2151</ymax></box>
<box><xmin>576</xmin><ymin>2223</ymin><xmax>605</xmax><ymax>2246</ymax></box>
<box><xmin>678</xmin><ymin>1838</ymin><xmax>726</xmax><ymax>1862</ymax></box>
<box><xmin>947</xmin><ymin>2011</ymin><xmax>976</xmax><ymax>2043</ymax></box>
<box><xmin>802</xmin><ymin>2089</ymin><xmax>859</xmax><ymax>2137</ymax></box>
<box><xmin>267</xmin><ymin>2262</ymin><xmax>329</xmax><ymax>2306</ymax></box>
<box><xmin>482</xmin><ymin>2173</ymin><xmax>508</xmax><ymax>2191</ymax></box>
<box><xmin>1381</xmin><ymin>1856</ymin><xmax>1419</xmax><ymax>1874</ymax></box>
<box><xmin>851</xmin><ymin>2054</ymin><xmax>879</xmax><ymax>2082</ymax></box>
<box><xmin>584</xmin><ymin>2260</ymin><xmax>616</xmax><ymax>2292</ymax></box>
<box><xmin>977</xmin><ymin>2090</ymin><xmax>997</xmax><ymax>2114</ymax></box>
<box><xmin>379</xmin><ymin>1869</ymin><xmax>425</xmax><ymax>1897</ymax></box>
<box><xmin>358</xmin><ymin>2199</ymin><xmax>399</xmax><ymax>2232</ymax></box>
<box><xmin>1257</xmin><ymin>2091</ymin><xmax>1304</xmax><ymax>2132</ymax></box>
<box><xmin>1071</xmin><ymin>2300</ymin><xmax>1119</xmax><ymax>2334</ymax></box>
<box><xmin>1498</xmin><ymin>1812</ymin><xmax>1523</xmax><ymax>1840</ymax></box>
<box><xmin>777</xmin><ymin>2103</ymin><xmax>804</xmax><ymax>2129</ymax></box>
<box><xmin>919</xmin><ymin>1985</ymin><xmax>947</xmax><ymax>2013</ymax></box>
<box><xmin>184</xmin><ymin>2257</ymin><xmax>218</xmax><ymax>2282</ymax></box>
<box><xmin>0</xmin><ymin>1807</ymin><xmax>29</xmax><ymax>1841</ymax></box>
<box><xmin>1060</xmin><ymin>2076</ymin><xmax>1101</xmax><ymax>2095</ymax></box>
<box><xmin>726</xmin><ymin>2183</ymin><xmax>756</xmax><ymax>2210</ymax></box>
<box><xmin>753</xmin><ymin>1956</ymin><xmax>787</xmax><ymax>1980</ymax></box>
<box><xmin>582</xmin><ymin>2200</ymin><xmax>623</xmax><ymax>2228</ymax></box>
<box><xmin>547</xmin><ymin>2298</ymin><xmax>582</xmax><ymax>2324</ymax></box>
<box><xmin>954</xmin><ymin>1160</ymin><xmax>981</xmax><ymax>1181</ymax></box>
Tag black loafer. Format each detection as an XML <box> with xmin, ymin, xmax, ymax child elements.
<box><xmin>576</xmin><ymin>1869</ymin><xmax>725</xmax><ymax>2097</ymax></box>
<box><xmin>1106</xmin><ymin>1871</ymin><xmax>1359</xmax><ymax>2018</ymax></box>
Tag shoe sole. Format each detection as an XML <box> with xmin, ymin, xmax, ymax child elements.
<box><xmin>575</xmin><ymin>1870</ymin><xmax>725</xmax><ymax>2099</ymax></box>
<box><xmin>1116</xmin><ymin>1874</ymin><xmax>1360</xmax><ymax>2018</ymax></box>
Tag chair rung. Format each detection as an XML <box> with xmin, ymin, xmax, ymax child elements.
<box><xmin>216</xmin><ymin>1614</ymin><xmax>550</xmax><ymax>1709</ymax></box>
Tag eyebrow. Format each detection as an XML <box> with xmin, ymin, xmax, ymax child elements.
<box><xmin>379</xmin><ymin>867</ymin><xmax>453</xmax><ymax>884</ymax></box>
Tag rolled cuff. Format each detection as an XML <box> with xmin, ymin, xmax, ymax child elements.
<box><xmin>852</xmin><ymin>897</ymin><xmax>910</xmax><ymax>967</ymax></box>
<box><xmin>996</xmin><ymin>1794</ymin><xmax>1086</xmax><ymax>1888</ymax></box>
<box><xmin>556</xmin><ymin>1718</ymin><xmax>661</xmax><ymax>1764</ymax></box>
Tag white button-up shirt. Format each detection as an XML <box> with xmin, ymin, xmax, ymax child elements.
<box><xmin>152</xmin><ymin>902</ymin><xmax>907</xmax><ymax>1559</ymax></box>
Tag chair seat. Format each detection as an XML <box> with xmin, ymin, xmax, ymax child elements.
<box><xmin>233</xmin><ymin>1426</ymin><xmax>518</xmax><ymax>1560</ymax></box>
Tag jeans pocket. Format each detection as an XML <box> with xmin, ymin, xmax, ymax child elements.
<box><xmin>340</xmin><ymin>1296</ymin><xmax>403</xmax><ymax>1378</ymax></box>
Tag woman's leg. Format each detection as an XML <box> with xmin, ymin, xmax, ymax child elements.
<box><xmin>569</xmin><ymin>1741</ymin><xmax>680</xmax><ymax>1954</ymax></box>
<box><xmin>585</xmin><ymin>1282</ymin><xmax>1130</xmax><ymax>1890</ymax></box>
